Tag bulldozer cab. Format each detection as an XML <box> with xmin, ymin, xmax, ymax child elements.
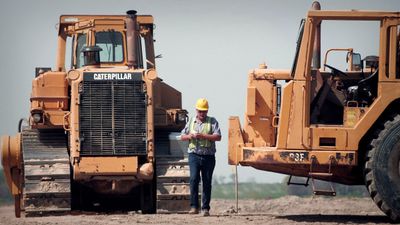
<box><xmin>57</xmin><ymin>12</ymin><xmax>156</xmax><ymax>71</ymax></box>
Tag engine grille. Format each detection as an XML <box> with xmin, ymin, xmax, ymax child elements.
<box><xmin>79</xmin><ymin>72</ymin><xmax>147</xmax><ymax>156</ymax></box>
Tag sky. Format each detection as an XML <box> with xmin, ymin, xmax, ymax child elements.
<box><xmin>0</xmin><ymin>0</ymin><xmax>399</xmax><ymax>183</ymax></box>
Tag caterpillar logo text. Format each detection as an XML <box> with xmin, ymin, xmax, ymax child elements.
<box><xmin>94</xmin><ymin>73</ymin><xmax>132</xmax><ymax>80</ymax></box>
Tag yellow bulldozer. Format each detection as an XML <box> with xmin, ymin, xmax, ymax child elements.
<box><xmin>229</xmin><ymin>2</ymin><xmax>400</xmax><ymax>222</ymax></box>
<box><xmin>2</xmin><ymin>11</ymin><xmax>190</xmax><ymax>217</ymax></box>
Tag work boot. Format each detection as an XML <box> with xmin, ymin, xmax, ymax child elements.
<box><xmin>188</xmin><ymin>208</ymin><xmax>199</xmax><ymax>214</ymax></box>
<box><xmin>202</xmin><ymin>209</ymin><xmax>210</xmax><ymax>217</ymax></box>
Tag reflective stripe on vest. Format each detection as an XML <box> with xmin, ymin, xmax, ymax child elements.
<box><xmin>189</xmin><ymin>117</ymin><xmax>212</xmax><ymax>149</ymax></box>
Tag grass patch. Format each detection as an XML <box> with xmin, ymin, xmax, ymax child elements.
<box><xmin>212</xmin><ymin>182</ymin><xmax>286</xmax><ymax>199</ymax></box>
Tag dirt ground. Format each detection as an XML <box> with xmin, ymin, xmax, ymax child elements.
<box><xmin>0</xmin><ymin>196</ymin><xmax>394</xmax><ymax>225</ymax></box>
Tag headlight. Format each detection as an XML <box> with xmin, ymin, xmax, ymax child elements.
<box><xmin>32</xmin><ymin>113</ymin><xmax>42</xmax><ymax>123</ymax></box>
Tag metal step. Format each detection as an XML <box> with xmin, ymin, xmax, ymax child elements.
<box><xmin>313</xmin><ymin>189</ymin><xmax>336</xmax><ymax>196</ymax></box>
<box><xmin>308</xmin><ymin>172</ymin><xmax>333</xmax><ymax>177</ymax></box>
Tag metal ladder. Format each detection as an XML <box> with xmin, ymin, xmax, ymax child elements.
<box><xmin>308</xmin><ymin>155</ymin><xmax>336</xmax><ymax>196</ymax></box>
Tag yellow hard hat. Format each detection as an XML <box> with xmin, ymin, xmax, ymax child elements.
<box><xmin>195</xmin><ymin>98</ymin><xmax>209</xmax><ymax>111</ymax></box>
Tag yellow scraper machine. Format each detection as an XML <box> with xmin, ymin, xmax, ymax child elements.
<box><xmin>228</xmin><ymin>2</ymin><xmax>400</xmax><ymax>222</ymax></box>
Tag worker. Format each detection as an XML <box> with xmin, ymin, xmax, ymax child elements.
<box><xmin>180</xmin><ymin>98</ymin><xmax>222</xmax><ymax>216</ymax></box>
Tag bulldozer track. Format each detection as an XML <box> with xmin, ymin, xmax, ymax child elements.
<box><xmin>21</xmin><ymin>129</ymin><xmax>71</xmax><ymax>216</ymax></box>
<box><xmin>156</xmin><ymin>156</ymin><xmax>191</xmax><ymax>213</ymax></box>
<box><xmin>20</xmin><ymin>129</ymin><xmax>189</xmax><ymax>214</ymax></box>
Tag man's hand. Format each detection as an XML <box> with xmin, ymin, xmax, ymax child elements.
<box><xmin>192</xmin><ymin>133</ymin><xmax>204</xmax><ymax>139</ymax></box>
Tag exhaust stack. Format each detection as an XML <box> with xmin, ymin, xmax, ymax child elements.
<box><xmin>126</xmin><ymin>10</ymin><xmax>138</xmax><ymax>69</ymax></box>
<box><xmin>312</xmin><ymin>1</ymin><xmax>321</xmax><ymax>69</ymax></box>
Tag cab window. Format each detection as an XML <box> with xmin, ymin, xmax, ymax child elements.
<box><xmin>75</xmin><ymin>33</ymin><xmax>87</xmax><ymax>68</ymax></box>
<box><xmin>95</xmin><ymin>31</ymin><xmax>124</xmax><ymax>63</ymax></box>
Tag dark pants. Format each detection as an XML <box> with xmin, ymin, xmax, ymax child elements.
<box><xmin>188</xmin><ymin>153</ymin><xmax>216</xmax><ymax>210</ymax></box>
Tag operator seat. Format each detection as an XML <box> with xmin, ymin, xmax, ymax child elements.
<box><xmin>347</xmin><ymin>56</ymin><xmax>379</xmax><ymax>106</ymax></box>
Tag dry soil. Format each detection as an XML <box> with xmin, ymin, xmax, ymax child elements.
<box><xmin>0</xmin><ymin>196</ymin><xmax>394</xmax><ymax>225</ymax></box>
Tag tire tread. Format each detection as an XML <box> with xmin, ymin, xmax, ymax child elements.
<box><xmin>365</xmin><ymin>114</ymin><xmax>400</xmax><ymax>222</ymax></box>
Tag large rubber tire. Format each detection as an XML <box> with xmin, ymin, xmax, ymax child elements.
<box><xmin>365</xmin><ymin>114</ymin><xmax>400</xmax><ymax>222</ymax></box>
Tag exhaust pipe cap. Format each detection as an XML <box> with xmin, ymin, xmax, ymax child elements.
<box><xmin>126</xmin><ymin>10</ymin><xmax>137</xmax><ymax>16</ymax></box>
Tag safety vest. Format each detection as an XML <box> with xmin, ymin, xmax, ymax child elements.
<box><xmin>189</xmin><ymin>117</ymin><xmax>212</xmax><ymax>149</ymax></box>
